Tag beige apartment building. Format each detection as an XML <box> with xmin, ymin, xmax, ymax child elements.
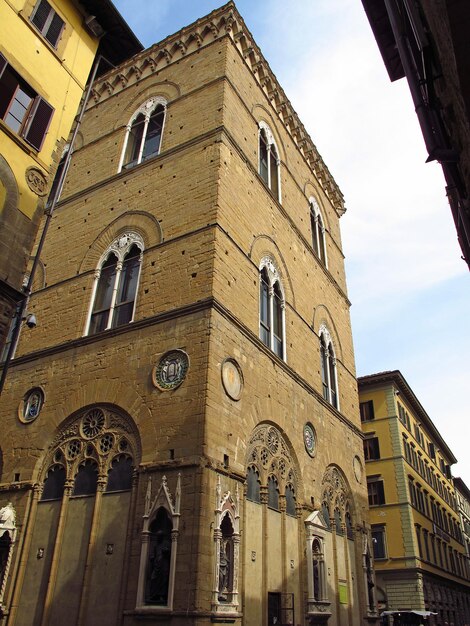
<box><xmin>0</xmin><ymin>4</ymin><xmax>378</xmax><ymax>625</ymax></box>
<box><xmin>359</xmin><ymin>371</ymin><xmax>470</xmax><ymax>626</ymax></box>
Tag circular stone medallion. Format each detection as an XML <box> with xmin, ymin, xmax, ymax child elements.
<box><xmin>221</xmin><ymin>358</ymin><xmax>243</xmax><ymax>401</ymax></box>
<box><xmin>353</xmin><ymin>455</ymin><xmax>363</xmax><ymax>483</ymax></box>
<box><xmin>303</xmin><ymin>423</ymin><xmax>316</xmax><ymax>457</ymax></box>
<box><xmin>153</xmin><ymin>349</ymin><xmax>189</xmax><ymax>391</ymax></box>
<box><xmin>20</xmin><ymin>387</ymin><xmax>44</xmax><ymax>423</ymax></box>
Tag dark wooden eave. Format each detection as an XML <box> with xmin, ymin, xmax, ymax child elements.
<box><xmin>76</xmin><ymin>0</ymin><xmax>143</xmax><ymax>69</ymax></box>
<box><xmin>361</xmin><ymin>0</ymin><xmax>404</xmax><ymax>82</ymax></box>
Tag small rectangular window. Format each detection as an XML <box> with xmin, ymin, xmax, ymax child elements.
<box><xmin>367</xmin><ymin>479</ymin><xmax>385</xmax><ymax>506</ymax></box>
<box><xmin>364</xmin><ymin>437</ymin><xmax>380</xmax><ymax>461</ymax></box>
<box><xmin>360</xmin><ymin>400</ymin><xmax>374</xmax><ymax>421</ymax></box>
<box><xmin>31</xmin><ymin>0</ymin><xmax>65</xmax><ymax>48</ymax></box>
<box><xmin>372</xmin><ymin>526</ymin><xmax>387</xmax><ymax>559</ymax></box>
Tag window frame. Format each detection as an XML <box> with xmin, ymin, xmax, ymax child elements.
<box><xmin>85</xmin><ymin>232</ymin><xmax>144</xmax><ymax>336</ymax></box>
<box><xmin>258</xmin><ymin>121</ymin><xmax>281</xmax><ymax>201</ymax></box>
<box><xmin>360</xmin><ymin>400</ymin><xmax>375</xmax><ymax>422</ymax></box>
<box><xmin>363</xmin><ymin>436</ymin><xmax>380</xmax><ymax>461</ymax></box>
<box><xmin>367</xmin><ymin>478</ymin><xmax>385</xmax><ymax>506</ymax></box>
<box><xmin>309</xmin><ymin>197</ymin><xmax>327</xmax><ymax>267</ymax></box>
<box><xmin>0</xmin><ymin>53</ymin><xmax>54</xmax><ymax>151</ymax></box>
<box><xmin>258</xmin><ymin>257</ymin><xmax>286</xmax><ymax>361</ymax></box>
<box><xmin>319</xmin><ymin>325</ymin><xmax>339</xmax><ymax>410</ymax></box>
<box><xmin>118</xmin><ymin>97</ymin><xmax>167</xmax><ymax>172</ymax></box>
<box><xmin>371</xmin><ymin>526</ymin><xmax>387</xmax><ymax>560</ymax></box>
<box><xmin>30</xmin><ymin>0</ymin><xmax>65</xmax><ymax>48</ymax></box>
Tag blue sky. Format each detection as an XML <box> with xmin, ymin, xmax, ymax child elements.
<box><xmin>114</xmin><ymin>0</ymin><xmax>470</xmax><ymax>480</ymax></box>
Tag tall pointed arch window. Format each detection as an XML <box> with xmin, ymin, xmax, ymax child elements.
<box><xmin>310</xmin><ymin>197</ymin><xmax>327</xmax><ymax>266</ymax></box>
<box><xmin>259</xmin><ymin>257</ymin><xmax>286</xmax><ymax>360</ymax></box>
<box><xmin>319</xmin><ymin>326</ymin><xmax>338</xmax><ymax>409</ymax></box>
<box><xmin>86</xmin><ymin>233</ymin><xmax>143</xmax><ymax>336</ymax></box>
<box><xmin>119</xmin><ymin>97</ymin><xmax>166</xmax><ymax>171</ymax></box>
<box><xmin>258</xmin><ymin>122</ymin><xmax>281</xmax><ymax>201</ymax></box>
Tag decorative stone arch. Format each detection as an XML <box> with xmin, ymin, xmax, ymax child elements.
<box><xmin>308</xmin><ymin>195</ymin><xmax>328</xmax><ymax>267</ymax></box>
<box><xmin>211</xmin><ymin>476</ymin><xmax>240</xmax><ymax>616</ymax></box>
<box><xmin>304</xmin><ymin>181</ymin><xmax>331</xmax><ymax>232</ymax></box>
<box><xmin>318</xmin><ymin>323</ymin><xmax>341</xmax><ymax>410</ymax></box>
<box><xmin>79</xmin><ymin>210</ymin><xmax>163</xmax><ymax>275</ymax></box>
<box><xmin>38</xmin><ymin>404</ymin><xmax>142</xmax><ymax>492</ymax></box>
<box><xmin>136</xmin><ymin>474</ymin><xmax>181</xmax><ymax>611</ymax></box>
<box><xmin>0</xmin><ymin>503</ymin><xmax>17</xmax><ymax>610</ymax></box>
<box><xmin>251</xmin><ymin>104</ymin><xmax>287</xmax><ymax>164</ymax></box>
<box><xmin>320</xmin><ymin>465</ymin><xmax>354</xmax><ymax>533</ymax></box>
<box><xmin>312</xmin><ymin>307</ymin><xmax>343</xmax><ymax>363</ymax></box>
<box><xmin>116</xmin><ymin>81</ymin><xmax>180</xmax><ymax>127</ymax></box>
<box><xmin>245</xmin><ymin>422</ymin><xmax>303</xmax><ymax>507</ymax></box>
<box><xmin>249</xmin><ymin>235</ymin><xmax>295</xmax><ymax>307</ymax></box>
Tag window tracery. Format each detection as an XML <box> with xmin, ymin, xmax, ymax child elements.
<box><xmin>310</xmin><ymin>197</ymin><xmax>327</xmax><ymax>266</ymax></box>
<box><xmin>259</xmin><ymin>257</ymin><xmax>286</xmax><ymax>360</ymax></box>
<box><xmin>319</xmin><ymin>325</ymin><xmax>339</xmax><ymax>410</ymax></box>
<box><xmin>321</xmin><ymin>466</ymin><xmax>352</xmax><ymax>537</ymax></box>
<box><xmin>85</xmin><ymin>232</ymin><xmax>144</xmax><ymax>336</ymax></box>
<box><xmin>119</xmin><ymin>97</ymin><xmax>166</xmax><ymax>171</ymax></box>
<box><xmin>39</xmin><ymin>406</ymin><xmax>138</xmax><ymax>499</ymax></box>
<box><xmin>245</xmin><ymin>424</ymin><xmax>298</xmax><ymax>514</ymax></box>
<box><xmin>258</xmin><ymin>121</ymin><xmax>281</xmax><ymax>200</ymax></box>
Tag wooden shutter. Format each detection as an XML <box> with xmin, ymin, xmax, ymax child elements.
<box><xmin>23</xmin><ymin>97</ymin><xmax>54</xmax><ymax>151</ymax></box>
<box><xmin>0</xmin><ymin>53</ymin><xmax>7</xmax><ymax>78</ymax></box>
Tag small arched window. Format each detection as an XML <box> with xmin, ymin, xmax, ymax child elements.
<box><xmin>106</xmin><ymin>455</ymin><xmax>133</xmax><ymax>492</ymax></box>
<box><xmin>119</xmin><ymin>98</ymin><xmax>166</xmax><ymax>171</ymax></box>
<box><xmin>73</xmin><ymin>460</ymin><xmax>98</xmax><ymax>496</ymax></box>
<box><xmin>86</xmin><ymin>233</ymin><xmax>143</xmax><ymax>336</ymax></box>
<box><xmin>267</xmin><ymin>476</ymin><xmax>279</xmax><ymax>510</ymax></box>
<box><xmin>259</xmin><ymin>258</ymin><xmax>285</xmax><ymax>360</ymax></box>
<box><xmin>321</xmin><ymin>501</ymin><xmax>330</xmax><ymax>529</ymax></box>
<box><xmin>319</xmin><ymin>326</ymin><xmax>338</xmax><ymax>409</ymax></box>
<box><xmin>258</xmin><ymin>123</ymin><xmax>280</xmax><ymax>201</ymax></box>
<box><xmin>334</xmin><ymin>507</ymin><xmax>343</xmax><ymax>535</ymax></box>
<box><xmin>41</xmin><ymin>464</ymin><xmax>66</xmax><ymax>500</ymax></box>
<box><xmin>310</xmin><ymin>198</ymin><xmax>327</xmax><ymax>266</ymax></box>
<box><xmin>247</xmin><ymin>467</ymin><xmax>260</xmax><ymax>503</ymax></box>
<box><xmin>285</xmin><ymin>485</ymin><xmax>296</xmax><ymax>516</ymax></box>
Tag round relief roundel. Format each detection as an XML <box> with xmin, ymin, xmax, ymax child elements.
<box><xmin>303</xmin><ymin>423</ymin><xmax>316</xmax><ymax>457</ymax></box>
<box><xmin>81</xmin><ymin>408</ymin><xmax>105</xmax><ymax>439</ymax></box>
<box><xmin>153</xmin><ymin>349</ymin><xmax>189</xmax><ymax>390</ymax></box>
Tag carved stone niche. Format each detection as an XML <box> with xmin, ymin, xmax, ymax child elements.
<box><xmin>305</xmin><ymin>511</ymin><xmax>332</xmax><ymax>625</ymax></box>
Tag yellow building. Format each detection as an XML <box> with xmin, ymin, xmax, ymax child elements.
<box><xmin>0</xmin><ymin>0</ymin><xmax>141</xmax><ymax>353</ymax></box>
<box><xmin>358</xmin><ymin>371</ymin><xmax>470</xmax><ymax>625</ymax></box>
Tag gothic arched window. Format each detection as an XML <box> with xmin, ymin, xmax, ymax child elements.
<box><xmin>41</xmin><ymin>464</ymin><xmax>66</xmax><ymax>500</ymax></box>
<box><xmin>258</xmin><ymin>123</ymin><xmax>280</xmax><ymax>201</ymax></box>
<box><xmin>86</xmin><ymin>233</ymin><xmax>143</xmax><ymax>335</ymax></box>
<box><xmin>310</xmin><ymin>198</ymin><xmax>327</xmax><ymax>266</ymax></box>
<box><xmin>119</xmin><ymin>98</ymin><xmax>166</xmax><ymax>171</ymax></box>
<box><xmin>106</xmin><ymin>455</ymin><xmax>133</xmax><ymax>492</ymax></box>
<box><xmin>73</xmin><ymin>460</ymin><xmax>98</xmax><ymax>496</ymax></box>
<box><xmin>247</xmin><ymin>467</ymin><xmax>261</xmax><ymax>503</ymax></box>
<box><xmin>267</xmin><ymin>475</ymin><xmax>279</xmax><ymax>510</ymax></box>
<box><xmin>259</xmin><ymin>258</ymin><xmax>285</xmax><ymax>360</ymax></box>
<box><xmin>285</xmin><ymin>484</ymin><xmax>296</xmax><ymax>516</ymax></box>
<box><xmin>146</xmin><ymin>507</ymin><xmax>173</xmax><ymax>606</ymax></box>
<box><xmin>320</xmin><ymin>326</ymin><xmax>338</xmax><ymax>409</ymax></box>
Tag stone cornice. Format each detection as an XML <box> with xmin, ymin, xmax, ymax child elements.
<box><xmin>88</xmin><ymin>2</ymin><xmax>345</xmax><ymax>216</ymax></box>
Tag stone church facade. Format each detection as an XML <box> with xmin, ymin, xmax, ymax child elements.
<box><xmin>0</xmin><ymin>4</ymin><xmax>377</xmax><ymax>625</ymax></box>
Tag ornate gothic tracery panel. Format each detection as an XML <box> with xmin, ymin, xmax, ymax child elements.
<box><xmin>246</xmin><ymin>423</ymin><xmax>299</xmax><ymax>509</ymax></box>
<box><xmin>320</xmin><ymin>465</ymin><xmax>352</xmax><ymax>533</ymax></box>
<box><xmin>40</xmin><ymin>406</ymin><xmax>140</xmax><ymax>492</ymax></box>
